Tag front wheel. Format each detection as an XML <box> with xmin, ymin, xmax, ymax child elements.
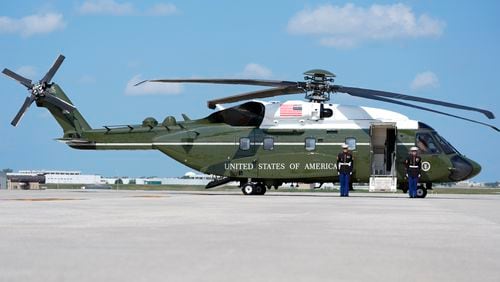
<box><xmin>416</xmin><ymin>186</ymin><xmax>428</xmax><ymax>198</ymax></box>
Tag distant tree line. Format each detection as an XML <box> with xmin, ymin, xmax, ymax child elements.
<box><xmin>484</xmin><ymin>182</ymin><xmax>500</xmax><ymax>188</ymax></box>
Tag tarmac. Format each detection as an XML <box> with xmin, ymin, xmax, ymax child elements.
<box><xmin>1</xmin><ymin>189</ymin><xmax>500</xmax><ymax>282</ymax></box>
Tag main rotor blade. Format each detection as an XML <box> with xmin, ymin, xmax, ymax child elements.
<box><xmin>337</xmin><ymin>86</ymin><xmax>495</xmax><ymax>119</ymax></box>
<box><xmin>11</xmin><ymin>95</ymin><xmax>36</xmax><ymax>126</ymax></box>
<box><xmin>136</xmin><ymin>78</ymin><xmax>301</xmax><ymax>88</ymax></box>
<box><xmin>347</xmin><ymin>91</ymin><xmax>499</xmax><ymax>132</ymax></box>
<box><xmin>42</xmin><ymin>94</ymin><xmax>76</xmax><ymax>112</ymax></box>
<box><xmin>41</xmin><ymin>54</ymin><xmax>65</xmax><ymax>84</ymax></box>
<box><xmin>207</xmin><ymin>87</ymin><xmax>304</xmax><ymax>109</ymax></box>
<box><xmin>2</xmin><ymin>68</ymin><xmax>33</xmax><ymax>88</ymax></box>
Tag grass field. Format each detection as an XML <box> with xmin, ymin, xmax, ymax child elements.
<box><xmin>43</xmin><ymin>183</ymin><xmax>500</xmax><ymax>195</ymax></box>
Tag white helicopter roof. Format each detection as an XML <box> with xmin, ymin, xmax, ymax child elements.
<box><xmin>257</xmin><ymin>100</ymin><xmax>419</xmax><ymax>130</ymax></box>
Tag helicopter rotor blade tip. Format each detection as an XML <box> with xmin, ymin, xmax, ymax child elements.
<box><xmin>134</xmin><ymin>80</ymin><xmax>149</xmax><ymax>87</ymax></box>
<box><xmin>41</xmin><ymin>54</ymin><xmax>65</xmax><ymax>84</ymax></box>
<box><xmin>2</xmin><ymin>68</ymin><xmax>33</xmax><ymax>88</ymax></box>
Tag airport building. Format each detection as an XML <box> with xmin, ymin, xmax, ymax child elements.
<box><xmin>4</xmin><ymin>170</ymin><xmax>232</xmax><ymax>188</ymax></box>
<box><xmin>0</xmin><ymin>171</ymin><xmax>7</xmax><ymax>189</ymax></box>
<box><xmin>7</xmin><ymin>170</ymin><xmax>102</xmax><ymax>185</ymax></box>
<box><xmin>102</xmin><ymin>172</ymin><xmax>238</xmax><ymax>186</ymax></box>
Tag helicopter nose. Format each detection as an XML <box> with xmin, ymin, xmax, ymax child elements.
<box><xmin>468</xmin><ymin>159</ymin><xmax>482</xmax><ymax>178</ymax></box>
<box><xmin>449</xmin><ymin>155</ymin><xmax>481</xmax><ymax>181</ymax></box>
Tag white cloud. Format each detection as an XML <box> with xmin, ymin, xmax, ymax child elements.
<box><xmin>146</xmin><ymin>3</ymin><xmax>177</xmax><ymax>16</ymax></box>
<box><xmin>78</xmin><ymin>0</ymin><xmax>134</xmax><ymax>15</ymax></box>
<box><xmin>16</xmin><ymin>66</ymin><xmax>37</xmax><ymax>78</ymax></box>
<box><xmin>411</xmin><ymin>71</ymin><xmax>439</xmax><ymax>90</ymax></box>
<box><xmin>0</xmin><ymin>13</ymin><xmax>65</xmax><ymax>37</ymax></box>
<box><xmin>78</xmin><ymin>0</ymin><xmax>177</xmax><ymax>16</ymax></box>
<box><xmin>287</xmin><ymin>3</ymin><xmax>445</xmax><ymax>48</ymax></box>
<box><xmin>239</xmin><ymin>63</ymin><xmax>272</xmax><ymax>78</ymax></box>
<box><xmin>125</xmin><ymin>74</ymin><xmax>183</xmax><ymax>96</ymax></box>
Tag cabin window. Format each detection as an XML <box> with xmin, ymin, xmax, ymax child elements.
<box><xmin>239</xmin><ymin>137</ymin><xmax>251</xmax><ymax>151</ymax></box>
<box><xmin>416</xmin><ymin>133</ymin><xmax>440</xmax><ymax>154</ymax></box>
<box><xmin>305</xmin><ymin>137</ymin><xmax>316</xmax><ymax>151</ymax></box>
<box><xmin>263</xmin><ymin>137</ymin><xmax>274</xmax><ymax>151</ymax></box>
<box><xmin>345</xmin><ymin>137</ymin><xmax>356</xmax><ymax>150</ymax></box>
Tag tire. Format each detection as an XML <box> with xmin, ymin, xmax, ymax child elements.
<box><xmin>251</xmin><ymin>183</ymin><xmax>266</xmax><ymax>195</ymax></box>
<box><xmin>256</xmin><ymin>184</ymin><xmax>267</xmax><ymax>195</ymax></box>
<box><xmin>242</xmin><ymin>183</ymin><xmax>255</xmax><ymax>195</ymax></box>
<box><xmin>416</xmin><ymin>186</ymin><xmax>427</xmax><ymax>198</ymax></box>
<box><xmin>425</xmin><ymin>182</ymin><xmax>433</xmax><ymax>190</ymax></box>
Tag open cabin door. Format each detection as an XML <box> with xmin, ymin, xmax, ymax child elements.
<box><xmin>369</xmin><ymin>122</ymin><xmax>397</xmax><ymax>192</ymax></box>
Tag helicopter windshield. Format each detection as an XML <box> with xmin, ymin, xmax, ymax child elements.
<box><xmin>416</xmin><ymin>132</ymin><xmax>459</xmax><ymax>155</ymax></box>
<box><xmin>416</xmin><ymin>133</ymin><xmax>441</xmax><ymax>154</ymax></box>
<box><xmin>432</xmin><ymin>133</ymin><xmax>460</xmax><ymax>155</ymax></box>
<box><xmin>206</xmin><ymin>101</ymin><xmax>265</xmax><ymax>126</ymax></box>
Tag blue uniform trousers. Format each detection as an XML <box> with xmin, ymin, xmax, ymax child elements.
<box><xmin>339</xmin><ymin>172</ymin><xmax>350</xmax><ymax>197</ymax></box>
<box><xmin>408</xmin><ymin>175</ymin><xmax>418</xmax><ymax>198</ymax></box>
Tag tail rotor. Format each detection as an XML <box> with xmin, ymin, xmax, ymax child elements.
<box><xmin>2</xmin><ymin>54</ymin><xmax>75</xmax><ymax>127</ymax></box>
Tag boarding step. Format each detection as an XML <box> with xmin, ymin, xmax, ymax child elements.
<box><xmin>205</xmin><ymin>177</ymin><xmax>233</xmax><ymax>189</ymax></box>
<box><xmin>369</xmin><ymin>176</ymin><xmax>397</xmax><ymax>192</ymax></box>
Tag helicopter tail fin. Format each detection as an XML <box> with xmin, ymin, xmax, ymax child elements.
<box><xmin>43</xmin><ymin>84</ymin><xmax>92</xmax><ymax>138</ymax></box>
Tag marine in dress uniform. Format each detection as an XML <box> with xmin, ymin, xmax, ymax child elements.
<box><xmin>404</xmin><ymin>146</ymin><xmax>422</xmax><ymax>198</ymax></box>
<box><xmin>337</xmin><ymin>144</ymin><xmax>354</xmax><ymax>197</ymax></box>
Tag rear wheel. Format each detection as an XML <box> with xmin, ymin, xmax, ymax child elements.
<box><xmin>241</xmin><ymin>182</ymin><xmax>266</xmax><ymax>195</ymax></box>
<box><xmin>255</xmin><ymin>184</ymin><xmax>267</xmax><ymax>195</ymax></box>
<box><xmin>242</xmin><ymin>183</ymin><xmax>255</xmax><ymax>195</ymax></box>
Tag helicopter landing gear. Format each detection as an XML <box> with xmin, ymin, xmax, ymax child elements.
<box><xmin>399</xmin><ymin>182</ymin><xmax>428</xmax><ymax>198</ymax></box>
<box><xmin>255</xmin><ymin>184</ymin><xmax>266</xmax><ymax>195</ymax></box>
<box><xmin>415</xmin><ymin>183</ymin><xmax>431</xmax><ymax>198</ymax></box>
<box><xmin>415</xmin><ymin>184</ymin><xmax>427</xmax><ymax>198</ymax></box>
<box><xmin>241</xmin><ymin>182</ymin><xmax>266</xmax><ymax>195</ymax></box>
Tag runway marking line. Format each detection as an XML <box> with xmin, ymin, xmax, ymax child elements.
<box><xmin>2</xmin><ymin>198</ymin><xmax>84</xmax><ymax>202</ymax></box>
<box><xmin>129</xmin><ymin>195</ymin><xmax>168</xmax><ymax>198</ymax></box>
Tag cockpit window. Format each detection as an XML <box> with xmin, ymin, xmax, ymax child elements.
<box><xmin>416</xmin><ymin>133</ymin><xmax>441</xmax><ymax>154</ymax></box>
<box><xmin>433</xmin><ymin>133</ymin><xmax>459</xmax><ymax>155</ymax></box>
<box><xmin>206</xmin><ymin>102</ymin><xmax>265</xmax><ymax>126</ymax></box>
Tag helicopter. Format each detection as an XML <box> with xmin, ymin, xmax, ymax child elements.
<box><xmin>3</xmin><ymin>55</ymin><xmax>498</xmax><ymax>197</ymax></box>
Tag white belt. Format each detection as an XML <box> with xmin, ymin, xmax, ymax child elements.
<box><xmin>409</xmin><ymin>165</ymin><xmax>419</xmax><ymax>168</ymax></box>
<box><xmin>339</xmin><ymin>162</ymin><xmax>352</xmax><ymax>166</ymax></box>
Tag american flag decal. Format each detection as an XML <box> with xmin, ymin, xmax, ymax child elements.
<box><xmin>280</xmin><ymin>104</ymin><xmax>302</xmax><ymax>117</ymax></box>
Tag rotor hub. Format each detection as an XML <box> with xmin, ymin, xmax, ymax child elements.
<box><xmin>31</xmin><ymin>83</ymin><xmax>46</xmax><ymax>97</ymax></box>
<box><xmin>303</xmin><ymin>69</ymin><xmax>336</xmax><ymax>103</ymax></box>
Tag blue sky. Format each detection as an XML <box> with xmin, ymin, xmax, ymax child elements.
<box><xmin>1</xmin><ymin>0</ymin><xmax>499</xmax><ymax>181</ymax></box>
